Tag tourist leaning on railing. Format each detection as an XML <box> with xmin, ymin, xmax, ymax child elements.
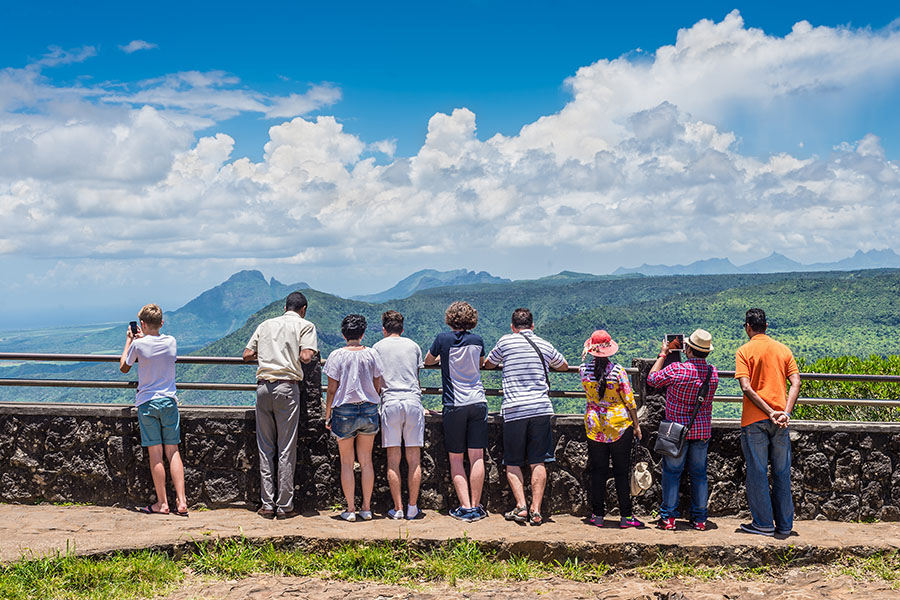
<box><xmin>119</xmin><ymin>303</ymin><xmax>188</xmax><ymax>517</ymax></box>
<box><xmin>324</xmin><ymin>314</ymin><xmax>384</xmax><ymax>522</ymax></box>
<box><xmin>242</xmin><ymin>291</ymin><xmax>317</xmax><ymax>520</ymax></box>
<box><xmin>373</xmin><ymin>310</ymin><xmax>426</xmax><ymax>521</ymax></box>
<box><xmin>424</xmin><ymin>301</ymin><xmax>489</xmax><ymax>523</ymax></box>
<box><xmin>647</xmin><ymin>329</ymin><xmax>719</xmax><ymax>532</ymax></box>
<box><xmin>580</xmin><ymin>329</ymin><xmax>644</xmax><ymax>529</ymax></box>
<box><xmin>484</xmin><ymin>307</ymin><xmax>569</xmax><ymax>527</ymax></box>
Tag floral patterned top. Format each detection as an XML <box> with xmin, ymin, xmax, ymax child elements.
<box><xmin>580</xmin><ymin>359</ymin><xmax>636</xmax><ymax>443</ymax></box>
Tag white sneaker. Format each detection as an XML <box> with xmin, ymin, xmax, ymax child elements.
<box><xmin>340</xmin><ymin>511</ymin><xmax>356</xmax><ymax>522</ymax></box>
<box><xmin>388</xmin><ymin>508</ymin><xmax>404</xmax><ymax>520</ymax></box>
<box><xmin>358</xmin><ymin>510</ymin><xmax>373</xmax><ymax>521</ymax></box>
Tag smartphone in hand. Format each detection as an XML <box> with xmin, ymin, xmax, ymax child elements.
<box><xmin>129</xmin><ymin>321</ymin><xmax>139</xmax><ymax>335</ymax></box>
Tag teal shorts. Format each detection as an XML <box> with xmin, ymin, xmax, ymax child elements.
<box><xmin>136</xmin><ymin>396</ymin><xmax>181</xmax><ymax>447</ymax></box>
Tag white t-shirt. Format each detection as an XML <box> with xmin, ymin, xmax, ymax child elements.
<box><xmin>373</xmin><ymin>336</ymin><xmax>424</xmax><ymax>404</ymax></box>
<box><xmin>324</xmin><ymin>346</ymin><xmax>384</xmax><ymax>408</ymax></box>
<box><xmin>125</xmin><ymin>334</ymin><xmax>178</xmax><ymax>407</ymax></box>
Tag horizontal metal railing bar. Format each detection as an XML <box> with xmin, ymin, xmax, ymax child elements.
<box><xmin>5</xmin><ymin>352</ymin><xmax>898</xmax><ymax>382</ymax></box>
<box><xmin>0</xmin><ymin>352</ymin><xmax>252</xmax><ymax>365</ymax></box>
<box><xmin>711</xmin><ymin>395</ymin><xmax>900</xmax><ymax>407</ymax></box>
<box><xmin>0</xmin><ymin>352</ymin><xmax>612</xmax><ymax>374</ymax></box>
<box><xmin>1</xmin><ymin>379</ymin><xmax>897</xmax><ymax>408</ymax></box>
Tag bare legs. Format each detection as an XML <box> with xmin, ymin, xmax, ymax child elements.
<box><xmin>449</xmin><ymin>448</ymin><xmax>485</xmax><ymax>509</ymax></box>
<box><xmin>506</xmin><ymin>463</ymin><xmax>547</xmax><ymax>514</ymax></box>
<box><xmin>338</xmin><ymin>434</ymin><xmax>376</xmax><ymax>512</ymax></box>
<box><xmin>146</xmin><ymin>444</ymin><xmax>187</xmax><ymax>513</ymax></box>
<box><xmin>387</xmin><ymin>446</ymin><xmax>422</xmax><ymax>512</ymax></box>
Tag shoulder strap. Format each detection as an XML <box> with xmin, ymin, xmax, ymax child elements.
<box><xmin>685</xmin><ymin>365</ymin><xmax>713</xmax><ymax>430</ymax></box>
<box><xmin>518</xmin><ymin>332</ymin><xmax>550</xmax><ymax>390</ymax></box>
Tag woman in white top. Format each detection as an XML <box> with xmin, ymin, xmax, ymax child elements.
<box><xmin>324</xmin><ymin>314</ymin><xmax>384</xmax><ymax>522</ymax></box>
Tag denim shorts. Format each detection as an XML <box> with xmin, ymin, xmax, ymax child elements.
<box><xmin>330</xmin><ymin>401</ymin><xmax>380</xmax><ymax>440</ymax></box>
<box><xmin>136</xmin><ymin>396</ymin><xmax>180</xmax><ymax>447</ymax></box>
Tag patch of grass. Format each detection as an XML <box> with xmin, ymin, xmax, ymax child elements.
<box><xmin>0</xmin><ymin>549</ymin><xmax>182</xmax><ymax>600</ymax></box>
<box><xmin>834</xmin><ymin>551</ymin><xmax>900</xmax><ymax>588</ymax></box>
<box><xmin>552</xmin><ymin>557</ymin><xmax>611</xmax><ymax>582</ymax></box>
<box><xmin>27</xmin><ymin>537</ymin><xmax>900</xmax><ymax>600</ymax></box>
<box><xmin>635</xmin><ymin>554</ymin><xmax>771</xmax><ymax>582</ymax></box>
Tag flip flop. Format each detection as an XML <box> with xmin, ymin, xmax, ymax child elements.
<box><xmin>137</xmin><ymin>505</ymin><xmax>167</xmax><ymax>515</ymax></box>
<box><xmin>173</xmin><ymin>509</ymin><xmax>189</xmax><ymax>517</ymax></box>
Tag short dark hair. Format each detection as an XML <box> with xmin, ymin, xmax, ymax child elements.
<box><xmin>511</xmin><ymin>308</ymin><xmax>533</xmax><ymax>329</ymax></box>
<box><xmin>341</xmin><ymin>314</ymin><xmax>367</xmax><ymax>340</ymax></box>
<box><xmin>745</xmin><ymin>308</ymin><xmax>767</xmax><ymax>332</ymax></box>
<box><xmin>445</xmin><ymin>301</ymin><xmax>478</xmax><ymax>331</ymax></box>
<box><xmin>689</xmin><ymin>347</ymin><xmax>710</xmax><ymax>360</ymax></box>
<box><xmin>382</xmin><ymin>310</ymin><xmax>404</xmax><ymax>334</ymax></box>
<box><xmin>285</xmin><ymin>292</ymin><xmax>308</xmax><ymax>313</ymax></box>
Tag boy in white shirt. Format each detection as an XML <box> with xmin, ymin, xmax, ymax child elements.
<box><xmin>119</xmin><ymin>303</ymin><xmax>188</xmax><ymax>516</ymax></box>
<box><xmin>373</xmin><ymin>310</ymin><xmax>425</xmax><ymax>520</ymax></box>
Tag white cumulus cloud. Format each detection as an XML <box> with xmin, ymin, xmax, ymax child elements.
<box><xmin>1</xmin><ymin>11</ymin><xmax>900</xmax><ymax>300</ymax></box>
<box><xmin>119</xmin><ymin>40</ymin><xmax>158</xmax><ymax>53</ymax></box>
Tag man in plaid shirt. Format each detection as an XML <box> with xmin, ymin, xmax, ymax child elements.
<box><xmin>647</xmin><ymin>329</ymin><xmax>719</xmax><ymax>531</ymax></box>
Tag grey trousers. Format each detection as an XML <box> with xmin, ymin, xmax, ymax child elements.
<box><xmin>256</xmin><ymin>381</ymin><xmax>300</xmax><ymax>511</ymax></box>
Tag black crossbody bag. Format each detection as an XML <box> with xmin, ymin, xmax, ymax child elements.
<box><xmin>654</xmin><ymin>365</ymin><xmax>712</xmax><ymax>459</ymax></box>
<box><xmin>518</xmin><ymin>332</ymin><xmax>550</xmax><ymax>389</ymax></box>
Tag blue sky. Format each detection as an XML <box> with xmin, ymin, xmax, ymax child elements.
<box><xmin>1</xmin><ymin>2</ymin><xmax>899</xmax><ymax>327</ymax></box>
<box><xmin>5</xmin><ymin>1</ymin><xmax>897</xmax><ymax>160</ymax></box>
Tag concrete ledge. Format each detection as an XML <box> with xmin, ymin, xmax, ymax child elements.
<box><xmin>2</xmin><ymin>504</ymin><xmax>898</xmax><ymax>568</ymax></box>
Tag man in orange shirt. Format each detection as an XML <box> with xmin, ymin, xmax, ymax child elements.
<box><xmin>735</xmin><ymin>308</ymin><xmax>801</xmax><ymax>537</ymax></box>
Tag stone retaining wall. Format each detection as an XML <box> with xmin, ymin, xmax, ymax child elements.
<box><xmin>1</xmin><ymin>358</ymin><xmax>899</xmax><ymax>521</ymax></box>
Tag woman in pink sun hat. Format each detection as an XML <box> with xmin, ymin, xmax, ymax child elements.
<box><xmin>580</xmin><ymin>329</ymin><xmax>644</xmax><ymax>529</ymax></box>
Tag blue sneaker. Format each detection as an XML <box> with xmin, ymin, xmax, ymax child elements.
<box><xmin>468</xmin><ymin>505</ymin><xmax>488</xmax><ymax>522</ymax></box>
<box><xmin>450</xmin><ymin>506</ymin><xmax>474</xmax><ymax>521</ymax></box>
<box><xmin>740</xmin><ymin>522</ymin><xmax>775</xmax><ymax>537</ymax></box>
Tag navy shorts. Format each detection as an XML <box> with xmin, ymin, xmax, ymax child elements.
<box><xmin>330</xmin><ymin>402</ymin><xmax>380</xmax><ymax>440</ymax></box>
<box><xmin>503</xmin><ymin>415</ymin><xmax>555</xmax><ymax>467</ymax></box>
<box><xmin>442</xmin><ymin>402</ymin><xmax>488</xmax><ymax>453</ymax></box>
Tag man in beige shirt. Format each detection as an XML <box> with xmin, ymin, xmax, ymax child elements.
<box><xmin>243</xmin><ymin>292</ymin><xmax>318</xmax><ymax>519</ymax></box>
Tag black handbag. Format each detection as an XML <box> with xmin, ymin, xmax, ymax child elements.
<box><xmin>654</xmin><ymin>365</ymin><xmax>712</xmax><ymax>458</ymax></box>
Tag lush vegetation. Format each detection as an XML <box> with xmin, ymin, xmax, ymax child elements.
<box><xmin>2</xmin><ymin>537</ymin><xmax>898</xmax><ymax>599</ymax></box>
<box><xmin>792</xmin><ymin>355</ymin><xmax>900</xmax><ymax>421</ymax></box>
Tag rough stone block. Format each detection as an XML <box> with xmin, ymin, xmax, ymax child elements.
<box><xmin>802</xmin><ymin>452</ymin><xmax>833</xmax><ymax>492</ymax></box>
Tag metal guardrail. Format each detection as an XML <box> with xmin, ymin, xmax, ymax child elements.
<box><xmin>1</xmin><ymin>352</ymin><xmax>899</xmax><ymax>408</ymax></box>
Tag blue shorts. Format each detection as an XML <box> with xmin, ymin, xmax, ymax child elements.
<box><xmin>137</xmin><ymin>396</ymin><xmax>181</xmax><ymax>447</ymax></box>
<box><xmin>330</xmin><ymin>402</ymin><xmax>379</xmax><ymax>440</ymax></box>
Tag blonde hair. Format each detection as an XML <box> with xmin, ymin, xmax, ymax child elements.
<box><xmin>138</xmin><ymin>304</ymin><xmax>163</xmax><ymax>327</ymax></box>
<box><xmin>445</xmin><ymin>301</ymin><xmax>478</xmax><ymax>331</ymax></box>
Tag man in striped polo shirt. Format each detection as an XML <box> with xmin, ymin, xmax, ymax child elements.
<box><xmin>484</xmin><ymin>308</ymin><xmax>568</xmax><ymax>525</ymax></box>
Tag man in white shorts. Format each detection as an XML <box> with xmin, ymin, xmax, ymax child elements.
<box><xmin>373</xmin><ymin>310</ymin><xmax>426</xmax><ymax>520</ymax></box>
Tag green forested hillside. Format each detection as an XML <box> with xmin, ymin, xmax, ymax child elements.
<box><xmin>4</xmin><ymin>269</ymin><xmax>899</xmax><ymax>415</ymax></box>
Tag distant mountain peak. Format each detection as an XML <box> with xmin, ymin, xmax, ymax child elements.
<box><xmin>350</xmin><ymin>268</ymin><xmax>511</xmax><ymax>303</ymax></box>
<box><xmin>225</xmin><ymin>269</ymin><xmax>267</xmax><ymax>284</ymax></box>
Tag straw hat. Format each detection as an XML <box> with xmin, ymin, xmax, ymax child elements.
<box><xmin>631</xmin><ymin>461</ymin><xmax>652</xmax><ymax>496</ymax></box>
<box><xmin>685</xmin><ymin>328</ymin><xmax>713</xmax><ymax>353</ymax></box>
<box><xmin>582</xmin><ymin>329</ymin><xmax>619</xmax><ymax>358</ymax></box>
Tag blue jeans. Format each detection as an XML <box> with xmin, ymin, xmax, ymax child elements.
<box><xmin>660</xmin><ymin>438</ymin><xmax>709</xmax><ymax>521</ymax></box>
<box><xmin>741</xmin><ymin>420</ymin><xmax>793</xmax><ymax>533</ymax></box>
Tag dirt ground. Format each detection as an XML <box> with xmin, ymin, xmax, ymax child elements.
<box><xmin>163</xmin><ymin>570</ymin><xmax>897</xmax><ymax>600</ymax></box>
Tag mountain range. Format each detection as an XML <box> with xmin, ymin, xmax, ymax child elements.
<box><xmin>612</xmin><ymin>249</ymin><xmax>900</xmax><ymax>277</ymax></box>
